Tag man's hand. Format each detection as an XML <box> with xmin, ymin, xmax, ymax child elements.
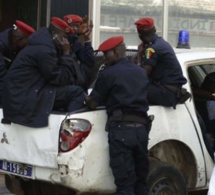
<box><xmin>55</xmin><ymin>36</ymin><xmax>70</xmax><ymax>55</ymax></box>
<box><xmin>138</xmin><ymin>42</ymin><xmax>145</xmax><ymax>55</ymax></box>
<box><xmin>83</xmin><ymin>20</ymin><xmax>93</xmax><ymax>42</ymax></box>
<box><xmin>137</xmin><ymin>42</ymin><xmax>146</xmax><ymax>65</ymax></box>
<box><xmin>85</xmin><ymin>94</ymin><xmax>99</xmax><ymax>110</ymax></box>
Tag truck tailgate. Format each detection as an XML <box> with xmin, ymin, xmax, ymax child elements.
<box><xmin>0</xmin><ymin>110</ymin><xmax>65</xmax><ymax>168</ymax></box>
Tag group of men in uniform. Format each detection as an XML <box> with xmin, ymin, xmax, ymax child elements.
<box><xmin>0</xmin><ymin>15</ymin><xmax>189</xmax><ymax>195</ymax></box>
<box><xmin>0</xmin><ymin>14</ymin><xmax>96</xmax><ymax>195</ymax></box>
<box><xmin>0</xmin><ymin>15</ymin><xmax>95</xmax><ymax>128</ymax></box>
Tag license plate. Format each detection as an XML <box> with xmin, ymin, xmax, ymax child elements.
<box><xmin>0</xmin><ymin>160</ymin><xmax>33</xmax><ymax>178</ymax></box>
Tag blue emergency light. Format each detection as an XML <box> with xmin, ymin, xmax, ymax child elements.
<box><xmin>176</xmin><ymin>30</ymin><xmax>190</xmax><ymax>49</ymax></box>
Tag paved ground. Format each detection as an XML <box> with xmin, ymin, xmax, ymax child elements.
<box><xmin>0</xmin><ymin>174</ymin><xmax>13</xmax><ymax>195</ymax></box>
<box><xmin>0</xmin><ymin>174</ymin><xmax>4</xmax><ymax>188</ymax></box>
<box><xmin>189</xmin><ymin>190</ymin><xmax>208</xmax><ymax>195</ymax></box>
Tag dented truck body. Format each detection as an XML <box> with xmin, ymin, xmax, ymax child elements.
<box><xmin>0</xmin><ymin>50</ymin><xmax>214</xmax><ymax>194</ymax></box>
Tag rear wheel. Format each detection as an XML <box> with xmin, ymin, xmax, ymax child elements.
<box><xmin>147</xmin><ymin>161</ymin><xmax>188</xmax><ymax>195</ymax></box>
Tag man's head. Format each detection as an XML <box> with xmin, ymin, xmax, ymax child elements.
<box><xmin>64</xmin><ymin>14</ymin><xmax>83</xmax><ymax>34</ymax></box>
<box><xmin>98</xmin><ymin>36</ymin><xmax>125</xmax><ymax>66</ymax></box>
<box><xmin>50</xmin><ymin>17</ymin><xmax>74</xmax><ymax>37</ymax></box>
<box><xmin>135</xmin><ymin>17</ymin><xmax>156</xmax><ymax>44</ymax></box>
<box><xmin>11</xmin><ymin>20</ymin><xmax>35</xmax><ymax>52</ymax></box>
<box><xmin>49</xmin><ymin>17</ymin><xmax>74</xmax><ymax>49</ymax></box>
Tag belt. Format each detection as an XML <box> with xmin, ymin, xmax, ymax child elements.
<box><xmin>108</xmin><ymin>114</ymin><xmax>148</xmax><ymax>124</ymax></box>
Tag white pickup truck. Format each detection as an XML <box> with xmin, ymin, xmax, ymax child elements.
<box><xmin>0</xmin><ymin>49</ymin><xmax>214</xmax><ymax>195</ymax></box>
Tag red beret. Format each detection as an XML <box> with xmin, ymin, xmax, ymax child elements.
<box><xmin>98</xmin><ymin>36</ymin><xmax>124</xmax><ymax>52</ymax></box>
<box><xmin>64</xmin><ymin>15</ymin><xmax>83</xmax><ymax>24</ymax></box>
<box><xmin>135</xmin><ymin>17</ymin><xmax>154</xmax><ymax>31</ymax></box>
<box><xmin>15</xmin><ymin>20</ymin><xmax>35</xmax><ymax>37</ymax></box>
<box><xmin>51</xmin><ymin>17</ymin><xmax>74</xmax><ymax>34</ymax></box>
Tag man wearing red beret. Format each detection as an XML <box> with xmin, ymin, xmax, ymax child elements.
<box><xmin>135</xmin><ymin>17</ymin><xmax>189</xmax><ymax>108</ymax></box>
<box><xmin>64</xmin><ymin>14</ymin><xmax>95</xmax><ymax>91</ymax></box>
<box><xmin>3</xmin><ymin>17</ymin><xmax>84</xmax><ymax>129</ymax></box>
<box><xmin>85</xmin><ymin>36</ymin><xmax>150</xmax><ymax>195</ymax></box>
<box><xmin>0</xmin><ymin>20</ymin><xmax>35</xmax><ymax>103</ymax></box>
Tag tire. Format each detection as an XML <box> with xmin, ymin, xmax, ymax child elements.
<box><xmin>147</xmin><ymin>161</ymin><xmax>188</xmax><ymax>195</ymax></box>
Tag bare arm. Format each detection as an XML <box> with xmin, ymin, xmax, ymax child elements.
<box><xmin>137</xmin><ymin>42</ymin><xmax>145</xmax><ymax>65</ymax></box>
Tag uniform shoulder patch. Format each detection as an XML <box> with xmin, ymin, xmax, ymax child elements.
<box><xmin>145</xmin><ymin>48</ymin><xmax>155</xmax><ymax>59</ymax></box>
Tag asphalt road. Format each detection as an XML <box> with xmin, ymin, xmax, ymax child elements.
<box><xmin>0</xmin><ymin>173</ymin><xmax>209</xmax><ymax>195</ymax></box>
<box><xmin>189</xmin><ymin>190</ymin><xmax>208</xmax><ymax>195</ymax></box>
<box><xmin>0</xmin><ymin>188</ymin><xmax>209</xmax><ymax>195</ymax></box>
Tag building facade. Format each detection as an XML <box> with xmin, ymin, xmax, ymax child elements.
<box><xmin>0</xmin><ymin>0</ymin><xmax>214</xmax><ymax>49</ymax></box>
<box><xmin>94</xmin><ymin>0</ymin><xmax>215</xmax><ymax>49</ymax></box>
<box><xmin>0</xmin><ymin>0</ymin><xmax>88</xmax><ymax>31</ymax></box>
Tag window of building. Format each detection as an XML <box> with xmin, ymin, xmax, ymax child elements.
<box><xmin>100</xmin><ymin>0</ymin><xmax>163</xmax><ymax>48</ymax></box>
<box><xmin>99</xmin><ymin>0</ymin><xmax>215</xmax><ymax>49</ymax></box>
<box><xmin>168</xmin><ymin>0</ymin><xmax>215</xmax><ymax>48</ymax></box>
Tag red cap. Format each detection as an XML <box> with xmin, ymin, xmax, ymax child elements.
<box><xmin>98</xmin><ymin>36</ymin><xmax>124</xmax><ymax>52</ymax></box>
<box><xmin>15</xmin><ymin>20</ymin><xmax>35</xmax><ymax>37</ymax></box>
<box><xmin>64</xmin><ymin>15</ymin><xmax>83</xmax><ymax>24</ymax></box>
<box><xmin>51</xmin><ymin>17</ymin><xmax>74</xmax><ymax>34</ymax></box>
<box><xmin>135</xmin><ymin>17</ymin><xmax>154</xmax><ymax>31</ymax></box>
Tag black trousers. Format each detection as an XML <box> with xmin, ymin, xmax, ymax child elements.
<box><xmin>54</xmin><ymin>85</ymin><xmax>84</xmax><ymax>112</ymax></box>
<box><xmin>108</xmin><ymin>121</ymin><xmax>149</xmax><ymax>195</ymax></box>
<box><xmin>147</xmin><ymin>83</ymin><xmax>176</xmax><ymax>107</ymax></box>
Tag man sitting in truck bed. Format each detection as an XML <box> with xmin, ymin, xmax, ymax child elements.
<box><xmin>2</xmin><ymin>17</ymin><xmax>85</xmax><ymax>128</ymax></box>
<box><xmin>0</xmin><ymin>20</ymin><xmax>35</xmax><ymax>104</ymax></box>
<box><xmin>135</xmin><ymin>17</ymin><xmax>190</xmax><ymax>108</ymax></box>
<box><xmin>64</xmin><ymin>14</ymin><xmax>95</xmax><ymax>92</ymax></box>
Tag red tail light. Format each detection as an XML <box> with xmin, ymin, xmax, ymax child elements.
<box><xmin>59</xmin><ymin>119</ymin><xmax>92</xmax><ymax>152</ymax></box>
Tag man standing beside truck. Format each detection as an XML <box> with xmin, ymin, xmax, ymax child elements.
<box><xmin>85</xmin><ymin>36</ymin><xmax>150</xmax><ymax>195</ymax></box>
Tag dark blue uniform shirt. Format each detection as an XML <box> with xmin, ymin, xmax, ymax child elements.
<box><xmin>90</xmin><ymin>58</ymin><xmax>149</xmax><ymax>117</ymax></box>
<box><xmin>142</xmin><ymin>34</ymin><xmax>187</xmax><ymax>85</ymax></box>
<box><xmin>3</xmin><ymin>28</ymin><xmax>76</xmax><ymax>127</ymax></box>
